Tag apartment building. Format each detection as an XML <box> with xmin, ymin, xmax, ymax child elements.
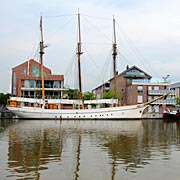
<box><xmin>12</xmin><ymin>59</ymin><xmax>65</xmax><ymax>99</ymax></box>
<box><xmin>93</xmin><ymin>65</ymin><xmax>175</xmax><ymax>113</ymax></box>
<box><xmin>170</xmin><ymin>82</ymin><xmax>180</xmax><ymax>97</ymax></box>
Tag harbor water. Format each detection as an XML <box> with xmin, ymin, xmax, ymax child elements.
<box><xmin>0</xmin><ymin>119</ymin><xmax>180</xmax><ymax>180</ymax></box>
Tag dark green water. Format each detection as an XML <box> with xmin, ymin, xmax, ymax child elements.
<box><xmin>0</xmin><ymin>119</ymin><xmax>180</xmax><ymax>180</ymax></box>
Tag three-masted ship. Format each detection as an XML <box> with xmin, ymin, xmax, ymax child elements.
<box><xmin>7</xmin><ymin>14</ymin><xmax>167</xmax><ymax>119</ymax></box>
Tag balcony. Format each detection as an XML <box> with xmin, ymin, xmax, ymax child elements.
<box><xmin>21</xmin><ymin>87</ymin><xmax>65</xmax><ymax>91</ymax></box>
<box><xmin>148</xmin><ymin>90</ymin><xmax>175</xmax><ymax>95</ymax></box>
<box><xmin>151</xmin><ymin>99</ymin><xmax>176</xmax><ymax>105</ymax></box>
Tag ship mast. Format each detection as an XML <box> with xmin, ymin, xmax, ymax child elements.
<box><xmin>77</xmin><ymin>12</ymin><xmax>83</xmax><ymax>101</ymax></box>
<box><xmin>112</xmin><ymin>16</ymin><xmax>117</xmax><ymax>97</ymax></box>
<box><xmin>39</xmin><ymin>15</ymin><xmax>45</xmax><ymax>100</ymax></box>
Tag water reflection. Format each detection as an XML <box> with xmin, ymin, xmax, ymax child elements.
<box><xmin>1</xmin><ymin>119</ymin><xmax>180</xmax><ymax>180</ymax></box>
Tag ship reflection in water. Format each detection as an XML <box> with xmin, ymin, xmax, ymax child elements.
<box><xmin>1</xmin><ymin>119</ymin><xmax>180</xmax><ymax>180</ymax></box>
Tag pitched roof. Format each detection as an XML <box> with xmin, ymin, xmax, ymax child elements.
<box><xmin>110</xmin><ymin>65</ymin><xmax>152</xmax><ymax>81</ymax></box>
<box><xmin>12</xmin><ymin>59</ymin><xmax>51</xmax><ymax>72</ymax></box>
<box><xmin>93</xmin><ymin>65</ymin><xmax>152</xmax><ymax>90</ymax></box>
<box><xmin>119</xmin><ymin>65</ymin><xmax>151</xmax><ymax>78</ymax></box>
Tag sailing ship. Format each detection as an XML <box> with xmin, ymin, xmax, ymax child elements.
<box><xmin>7</xmin><ymin>14</ymin><xmax>168</xmax><ymax>119</ymax></box>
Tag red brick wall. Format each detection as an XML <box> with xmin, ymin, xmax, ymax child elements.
<box><xmin>11</xmin><ymin>59</ymin><xmax>64</xmax><ymax>96</ymax></box>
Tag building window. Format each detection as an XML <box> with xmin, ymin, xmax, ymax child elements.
<box><xmin>138</xmin><ymin>86</ymin><xmax>143</xmax><ymax>91</ymax></box>
<box><xmin>30</xmin><ymin>91</ymin><xmax>34</xmax><ymax>98</ymax></box>
<box><xmin>154</xmin><ymin>86</ymin><xmax>159</xmax><ymax>90</ymax></box>
<box><xmin>138</xmin><ymin>86</ymin><xmax>143</xmax><ymax>94</ymax></box>
<box><xmin>32</xmin><ymin>65</ymin><xmax>46</xmax><ymax>78</ymax></box>
<box><xmin>24</xmin><ymin>80</ymin><xmax>30</xmax><ymax>88</ymax></box>
<box><xmin>148</xmin><ymin>86</ymin><xmax>152</xmax><ymax>90</ymax></box>
<box><xmin>148</xmin><ymin>96</ymin><xmax>152</xmax><ymax>101</ymax></box>
<box><xmin>24</xmin><ymin>66</ymin><xmax>27</xmax><ymax>76</ymax></box>
<box><xmin>44</xmin><ymin>81</ymin><xmax>52</xmax><ymax>88</ymax></box>
<box><xmin>36</xmin><ymin>81</ymin><xmax>41</xmax><ymax>88</ymax></box>
<box><xmin>13</xmin><ymin>72</ymin><xmax>16</xmax><ymax>95</ymax></box>
<box><xmin>30</xmin><ymin>80</ymin><xmax>35</xmax><ymax>88</ymax></box>
<box><xmin>32</xmin><ymin>65</ymin><xmax>40</xmax><ymax>77</ymax></box>
<box><xmin>137</xmin><ymin>95</ymin><xmax>143</xmax><ymax>103</ymax></box>
<box><xmin>24</xmin><ymin>80</ymin><xmax>35</xmax><ymax>88</ymax></box>
<box><xmin>53</xmin><ymin>81</ymin><xmax>60</xmax><ymax>88</ymax></box>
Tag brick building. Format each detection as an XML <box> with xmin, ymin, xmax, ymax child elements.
<box><xmin>12</xmin><ymin>59</ymin><xmax>65</xmax><ymax>99</ymax></box>
<box><xmin>170</xmin><ymin>82</ymin><xmax>180</xmax><ymax>97</ymax></box>
<box><xmin>93</xmin><ymin>65</ymin><xmax>175</xmax><ymax>113</ymax></box>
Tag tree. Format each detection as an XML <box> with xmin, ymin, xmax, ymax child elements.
<box><xmin>103</xmin><ymin>90</ymin><xmax>121</xmax><ymax>100</ymax></box>
<box><xmin>63</xmin><ymin>89</ymin><xmax>80</xmax><ymax>99</ymax></box>
<box><xmin>176</xmin><ymin>97</ymin><xmax>180</xmax><ymax>106</ymax></box>
<box><xmin>0</xmin><ymin>93</ymin><xmax>11</xmax><ymax>105</ymax></box>
<box><xmin>83</xmin><ymin>91</ymin><xmax>96</xmax><ymax>100</ymax></box>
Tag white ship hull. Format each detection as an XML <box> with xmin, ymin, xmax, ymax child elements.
<box><xmin>7</xmin><ymin>104</ymin><xmax>146</xmax><ymax>120</ymax></box>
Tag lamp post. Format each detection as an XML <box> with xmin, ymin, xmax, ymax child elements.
<box><xmin>162</xmin><ymin>75</ymin><xmax>170</xmax><ymax>83</ymax></box>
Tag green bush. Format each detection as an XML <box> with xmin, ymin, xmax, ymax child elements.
<box><xmin>0</xmin><ymin>93</ymin><xmax>11</xmax><ymax>105</ymax></box>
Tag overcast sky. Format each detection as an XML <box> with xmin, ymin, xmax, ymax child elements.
<box><xmin>1</xmin><ymin>0</ymin><xmax>180</xmax><ymax>93</ymax></box>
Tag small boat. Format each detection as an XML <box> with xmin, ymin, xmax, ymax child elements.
<box><xmin>163</xmin><ymin>109</ymin><xmax>180</xmax><ymax>119</ymax></box>
<box><xmin>7</xmin><ymin>14</ymin><xmax>168</xmax><ymax>120</ymax></box>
